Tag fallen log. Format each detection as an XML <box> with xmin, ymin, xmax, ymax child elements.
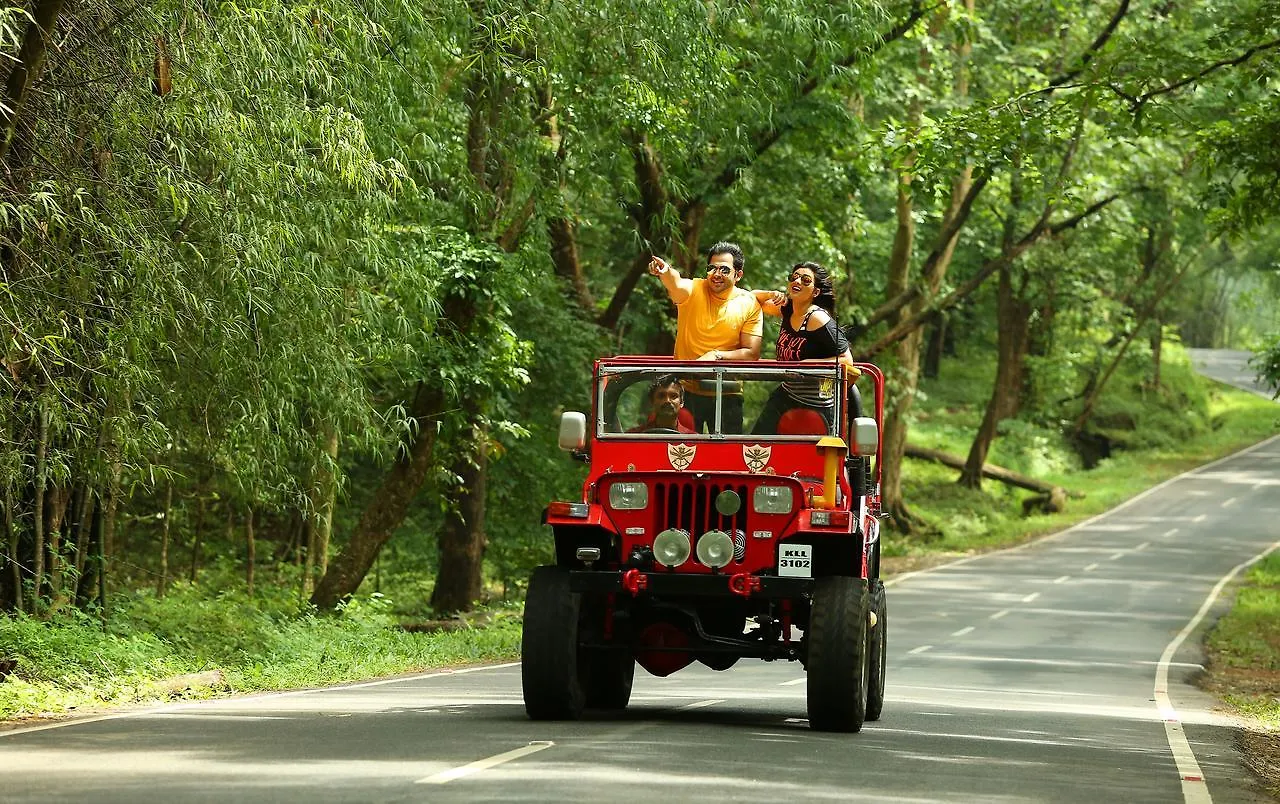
<box><xmin>903</xmin><ymin>443</ymin><xmax>1081</xmax><ymax>499</ymax></box>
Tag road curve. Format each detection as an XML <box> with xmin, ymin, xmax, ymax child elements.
<box><xmin>2</xmin><ymin>434</ymin><xmax>1279</xmax><ymax>802</ymax></box>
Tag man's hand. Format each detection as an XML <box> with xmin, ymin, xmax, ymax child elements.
<box><xmin>696</xmin><ymin>350</ymin><xmax>721</xmax><ymax>361</ymax></box>
<box><xmin>647</xmin><ymin>256</ymin><xmax>670</xmax><ymax>276</ymax></box>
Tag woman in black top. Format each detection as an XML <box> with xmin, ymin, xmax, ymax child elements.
<box><xmin>751</xmin><ymin>261</ymin><xmax>855</xmax><ymax>434</ymax></box>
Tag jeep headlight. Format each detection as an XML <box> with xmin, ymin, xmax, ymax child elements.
<box><xmin>696</xmin><ymin>530</ymin><xmax>735</xmax><ymax>569</ymax></box>
<box><xmin>608</xmin><ymin>482</ymin><xmax>649</xmax><ymax>510</ymax></box>
<box><xmin>753</xmin><ymin>485</ymin><xmax>793</xmax><ymax>514</ymax></box>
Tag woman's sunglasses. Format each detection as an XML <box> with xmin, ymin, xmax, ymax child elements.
<box><xmin>789</xmin><ymin>273</ymin><xmax>815</xmax><ymax>286</ymax></box>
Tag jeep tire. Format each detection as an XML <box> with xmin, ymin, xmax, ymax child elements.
<box><xmin>806</xmin><ymin>576</ymin><xmax>870</xmax><ymax>732</ymax></box>
<box><xmin>582</xmin><ymin>648</ymin><xmax>635</xmax><ymax>709</ymax></box>
<box><xmin>522</xmin><ymin>565</ymin><xmax>585</xmax><ymax>720</ymax></box>
<box><xmin>866</xmin><ymin>579</ymin><xmax>887</xmax><ymax>721</ymax></box>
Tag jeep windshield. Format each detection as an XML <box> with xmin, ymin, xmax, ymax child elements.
<box><xmin>597</xmin><ymin>362</ymin><xmax>844</xmax><ymax>440</ymax></box>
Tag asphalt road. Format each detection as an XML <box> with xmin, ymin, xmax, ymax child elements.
<box><xmin>2</xmin><ymin>354</ymin><xmax>1278</xmax><ymax>803</ymax></box>
<box><xmin>1188</xmin><ymin>348</ymin><xmax>1275</xmax><ymax>399</ymax></box>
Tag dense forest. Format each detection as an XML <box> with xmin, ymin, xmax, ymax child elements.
<box><xmin>1</xmin><ymin>0</ymin><xmax>1277</xmax><ymax>619</ymax></box>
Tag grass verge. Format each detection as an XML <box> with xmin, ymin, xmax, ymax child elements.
<box><xmin>1204</xmin><ymin>553</ymin><xmax>1280</xmax><ymax>795</ymax></box>
<box><xmin>0</xmin><ymin>590</ymin><xmax>521</xmax><ymax>723</ymax></box>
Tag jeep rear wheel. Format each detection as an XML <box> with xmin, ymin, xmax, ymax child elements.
<box><xmin>806</xmin><ymin>576</ymin><xmax>870</xmax><ymax>733</ymax></box>
<box><xmin>522</xmin><ymin>566</ymin><xmax>585</xmax><ymax>720</ymax></box>
<box><xmin>582</xmin><ymin>648</ymin><xmax>635</xmax><ymax>710</ymax></box>
<box><xmin>866</xmin><ymin>579</ymin><xmax>887</xmax><ymax>721</ymax></box>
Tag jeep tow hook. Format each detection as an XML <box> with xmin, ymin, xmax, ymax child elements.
<box><xmin>621</xmin><ymin>568</ymin><xmax>649</xmax><ymax>597</ymax></box>
<box><xmin>728</xmin><ymin>573</ymin><xmax>761</xmax><ymax>598</ymax></box>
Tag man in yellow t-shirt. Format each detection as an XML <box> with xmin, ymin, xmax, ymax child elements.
<box><xmin>648</xmin><ymin>241</ymin><xmax>763</xmax><ymax>433</ymax></box>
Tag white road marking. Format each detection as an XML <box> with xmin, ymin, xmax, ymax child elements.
<box><xmin>678</xmin><ymin>699</ymin><xmax>725</xmax><ymax>710</ymax></box>
<box><xmin>989</xmin><ymin>610</ymin><xmax>1010</xmax><ymax>620</ymax></box>
<box><xmin>882</xmin><ymin>436</ymin><xmax>1280</xmax><ymax>590</ymax></box>
<box><xmin>1194</xmin><ymin>514</ymin><xmax>1207</xmax><ymax>523</ymax></box>
<box><xmin>908</xmin><ymin>645</ymin><xmax>933</xmax><ymax>655</ymax></box>
<box><xmin>1221</xmin><ymin>497</ymin><xmax>1238</xmax><ymax>508</ymax></box>
<box><xmin>951</xmin><ymin>626</ymin><xmax>974</xmax><ymax>637</ymax></box>
<box><xmin>1021</xmin><ymin>592</ymin><xmax>1040</xmax><ymax>603</ymax></box>
<box><xmin>1163</xmin><ymin>528</ymin><xmax>1179</xmax><ymax>538</ymax></box>
<box><xmin>1155</xmin><ymin>538</ymin><xmax>1280</xmax><ymax>804</ymax></box>
<box><xmin>778</xmin><ymin>678</ymin><xmax>806</xmax><ymax>686</ymax></box>
<box><xmin>1053</xmin><ymin>575</ymin><xmax>1070</xmax><ymax>584</ymax></box>
<box><xmin>1084</xmin><ymin>563</ymin><xmax>1100</xmax><ymax>571</ymax></box>
<box><xmin>416</xmin><ymin>741</ymin><xmax>554</xmax><ymax>785</ymax></box>
<box><xmin>1136</xmin><ymin>542</ymin><xmax>1151</xmax><ymax>551</ymax></box>
<box><xmin>1109</xmin><ymin>552</ymin><xmax>1125</xmax><ymax>560</ymax></box>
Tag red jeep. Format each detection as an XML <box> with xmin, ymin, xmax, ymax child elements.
<box><xmin>521</xmin><ymin>357</ymin><xmax>887</xmax><ymax>732</ymax></box>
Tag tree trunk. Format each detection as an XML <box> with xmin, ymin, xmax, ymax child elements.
<box><xmin>3</xmin><ymin>484</ymin><xmax>17</xmax><ymax>612</ymax></box>
<box><xmin>923</xmin><ymin>313</ymin><xmax>946</xmax><ymax>379</ymax></box>
<box><xmin>99</xmin><ymin>455</ymin><xmax>123</xmax><ymax>619</ymax></box>
<box><xmin>1150</xmin><ymin>317</ymin><xmax>1162</xmax><ymax>389</ymax></box>
<box><xmin>32</xmin><ymin>407</ymin><xmax>48</xmax><ymax>609</ymax></box>
<box><xmin>880</xmin><ymin>166</ymin><xmax>919</xmax><ymax>531</ymax></box>
<box><xmin>0</xmin><ymin>0</ymin><xmax>67</xmax><ymax>164</ymax></box>
<box><xmin>305</xmin><ymin>425</ymin><xmax>339</xmax><ymax>595</ymax></box>
<box><xmin>157</xmin><ymin>482</ymin><xmax>172</xmax><ymax>597</ymax></box>
<box><xmin>430</xmin><ymin>423</ymin><xmax>489</xmax><ymax>613</ymax></box>
<box><xmin>959</xmin><ymin>264</ymin><xmax>1033</xmax><ymax>488</ymax></box>
<box><xmin>245</xmin><ymin>507</ymin><xmax>255</xmax><ymax>598</ymax></box>
<box><xmin>189</xmin><ymin>497</ymin><xmax>205</xmax><ymax>584</ymax></box>
<box><xmin>311</xmin><ymin>385</ymin><xmax>445</xmax><ymax>610</ymax></box>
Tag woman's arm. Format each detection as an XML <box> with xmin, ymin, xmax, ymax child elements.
<box><xmin>752</xmin><ymin>289</ymin><xmax>785</xmax><ymax>317</ymax></box>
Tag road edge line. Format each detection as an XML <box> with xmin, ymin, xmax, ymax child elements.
<box><xmin>1156</xmin><ymin>537</ymin><xmax>1280</xmax><ymax>804</ymax></box>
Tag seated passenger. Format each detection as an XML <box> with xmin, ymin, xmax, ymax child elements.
<box><xmin>628</xmin><ymin>376</ymin><xmax>697</xmax><ymax>434</ymax></box>
<box><xmin>750</xmin><ymin>261</ymin><xmax>854</xmax><ymax>435</ymax></box>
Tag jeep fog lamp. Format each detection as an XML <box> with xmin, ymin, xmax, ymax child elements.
<box><xmin>609</xmin><ymin>482</ymin><xmax>649</xmax><ymax>510</ymax></box>
<box><xmin>696</xmin><ymin>529</ymin><xmax>735</xmax><ymax>569</ymax></box>
<box><xmin>753</xmin><ymin>485</ymin><xmax>793</xmax><ymax>514</ymax></box>
<box><xmin>653</xmin><ymin>528</ymin><xmax>691</xmax><ymax>568</ymax></box>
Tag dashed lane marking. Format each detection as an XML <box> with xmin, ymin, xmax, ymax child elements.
<box><xmin>1194</xmin><ymin>514</ymin><xmax>1207</xmax><ymax>523</ymax></box>
<box><xmin>951</xmin><ymin>626</ymin><xmax>974</xmax><ymax>637</ymax></box>
<box><xmin>1022</xmin><ymin>592</ymin><xmax>1040</xmax><ymax>603</ymax></box>
<box><xmin>1221</xmin><ymin>497</ymin><xmax>1238</xmax><ymax>508</ymax></box>
<box><xmin>679</xmin><ymin>699</ymin><xmax>726</xmax><ymax>710</ymax></box>
<box><xmin>1084</xmin><ymin>563</ymin><xmax>1100</xmax><ymax>571</ymax></box>
<box><xmin>1163</xmin><ymin>528</ymin><xmax>1179</xmax><ymax>538</ymax></box>
<box><xmin>989</xmin><ymin>610</ymin><xmax>1010</xmax><ymax>620</ymax></box>
<box><xmin>1109</xmin><ymin>552</ymin><xmax>1126</xmax><ymax>560</ymax></box>
<box><xmin>1053</xmin><ymin>575</ymin><xmax>1070</xmax><ymax>584</ymax></box>
<box><xmin>779</xmin><ymin>678</ymin><xmax>806</xmax><ymax>686</ymax></box>
<box><xmin>416</xmin><ymin>741</ymin><xmax>554</xmax><ymax>785</ymax></box>
<box><xmin>908</xmin><ymin>645</ymin><xmax>933</xmax><ymax>655</ymax></box>
<box><xmin>1136</xmin><ymin>542</ymin><xmax>1151</xmax><ymax>551</ymax></box>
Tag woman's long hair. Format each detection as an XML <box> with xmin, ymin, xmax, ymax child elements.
<box><xmin>793</xmin><ymin>261</ymin><xmax>836</xmax><ymax>318</ymax></box>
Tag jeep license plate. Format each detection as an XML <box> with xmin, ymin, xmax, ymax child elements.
<box><xmin>778</xmin><ymin>544</ymin><xmax>812</xmax><ymax>578</ymax></box>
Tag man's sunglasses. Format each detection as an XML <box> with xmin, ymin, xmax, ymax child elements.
<box><xmin>706</xmin><ymin>265</ymin><xmax>735</xmax><ymax>276</ymax></box>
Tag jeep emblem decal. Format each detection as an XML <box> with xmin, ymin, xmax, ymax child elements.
<box><xmin>743</xmin><ymin>444</ymin><xmax>772</xmax><ymax>473</ymax></box>
<box><xmin>667</xmin><ymin>443</ymin><xmax>696</xmax><ymax>471</ymax></box>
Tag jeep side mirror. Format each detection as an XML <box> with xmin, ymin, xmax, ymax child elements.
<box><xmin>852</xmin><ymin>416</ymin><xmax>878</xmax><ymax>455</ymax></box>
<box><xmin>558</xmin><ymin>411</ymin><xmax>587</xmax><ymax>452</ymax></box>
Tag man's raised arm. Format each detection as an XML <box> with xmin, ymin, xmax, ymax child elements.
<box><xmin>648</xmin><ymin>256</ymin><xmax>693</xmax><ymax>304</ymax></box>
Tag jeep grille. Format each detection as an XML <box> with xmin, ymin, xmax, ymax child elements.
<box><xmin>654</xmin><ymin>481</ymin><xmax>749</xmax><ymax>537</ymax></box>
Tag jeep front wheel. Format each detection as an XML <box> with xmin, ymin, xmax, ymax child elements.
<box><xmin>806</xmin><ymin>576</ymin><xmax>870</xmax><ymax>732</ymax></box>
<box><xmin>866</xmin><ymin>579</ymin><xmax>887</xmax><ymax>721</ymax></box>
<box><xmin>522</xmin><ymin>565</ymin><xmax>585</xmax><ymax>720</ymax></box>
<box><xmin>582</xmin><ymin>648</ymin><xmax>635</xmax><ymax>710</ymax></box>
